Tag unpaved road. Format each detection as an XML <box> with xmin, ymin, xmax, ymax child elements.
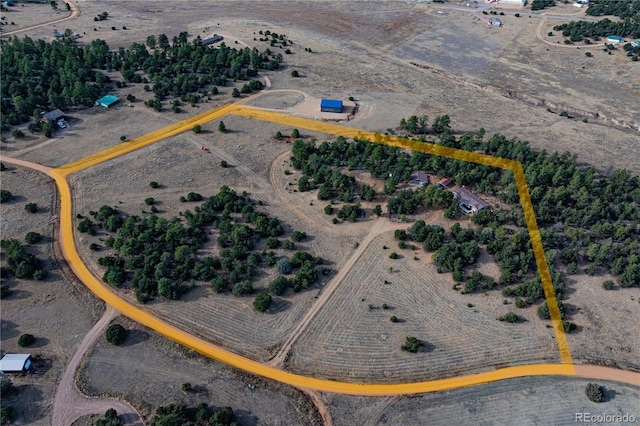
<box><xmin>52</xmin><ymin>306</ymin><xmax>142</xmax><ymax>426</ymax></box>
<box><xmin>269</xmin><ymin>216</ymin><xmax>413</xmax><ymax>368</ymax></box>
<box><xmin>0</xmin><ymin>0</ymin><xmax>79</xmax><ymax>38</ymax></box>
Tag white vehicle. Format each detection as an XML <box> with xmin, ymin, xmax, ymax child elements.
<box><xmin>57</xmin><ymin>120</ymin><xmax>66</xmax><ymax>129</ymax></box>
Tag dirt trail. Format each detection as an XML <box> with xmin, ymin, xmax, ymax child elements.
<box><xmin>52</xmin><ymin>305</ymin><xmax>143</xmax><ymax>426</ymax></box>
<box><xmin>574</xmin><ymin>365</ymin><xmax>640</xmax><ymax>387</ymax></box>
<box><xmin>301</xmin><ymin>389</ymin><xmax>333</xmax><ymax>426</ymax></box>
<box><xmin>0</xmin><ymin>155</ymin><xmax>53</xmax><ymax>174</ymax></box>
<box><xmin>268</xmin><ymin>216</ymin><xmax>408</xmax><ymax>368</ymax></box>
<box><xmin>0</xmin><ymin>0</ymin><xmax>79</xmax><ymax>37</ymax></box>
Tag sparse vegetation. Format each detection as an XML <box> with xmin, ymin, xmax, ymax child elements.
<box><xmin>585</xmin><ymin>383</ymin><xmax>605</xmax><ymax>403</ymax></box>
<box><xmin>17</xmin><ymin>333</ymin><xmax>35</xmax><ymax>347</ymax></box>
<box><xmin>401</xmin><ymin>336</ymin><xmax>423</xmax><ymax>353</ymax></box>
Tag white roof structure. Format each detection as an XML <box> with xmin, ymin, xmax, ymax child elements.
<box><xmin>0</xmin><ymin>354</ymin><xmax>32</xmax><ymax>372</ymax></box>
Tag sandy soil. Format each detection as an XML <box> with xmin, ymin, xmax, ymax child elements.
<box><xmin>0</xmin><ymin>165</ymin><xmax>103</xmax><ymax>425</ymax></box>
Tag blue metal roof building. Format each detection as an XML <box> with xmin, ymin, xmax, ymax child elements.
<box><xmin>320</xmin><ymin>99</ymin><xmax>343</xmax><ymax>113</ymax></box>
<box><xmin>95</xmin><ymin>94</ymin><xmax>120</xmax><ymax>108</ymax></box>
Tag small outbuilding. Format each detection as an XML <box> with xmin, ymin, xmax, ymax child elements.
<box><xmin>200</xmin><ymin>35</ymin><xmax>224</xmax><ymax>46</ymax></box>
<box><xmin>631</xmin><ymin>40</ymin><xmax>640</xmax><ymax>47</ymax></box>
<box><xmin>0</xmin><ymin>354</ymin><xmax>32</xmax><ymax>373</ymax></box>
<box><xmin>488</xmin><ymin>18</ymin><xmax>502</xmax><ymax>27</ymax></box>
<box><xmin>607</xmin><ymin>35</ymin><xmax>624</xmax><ymax>44</ymax></box>
<box><xmin>41</xmin><ymin>109</ymin><xmax>66</xmax><ymax>123</ymax></box>
<box><xmin>95</xmin><ymin>94</ymin><xmax>120</xmax><ymax>108</ymax></box>
<box><xmin>453</xmin><ymin>187</ymin><xmax>490</xmax><ymax>214</ymax></box>
<box><xmin>320</xmin><ymin>99</ymin><xmax>343</xmax><ymax>113</ymax></box>
<box><xmin>409</xmin><ymin>171</ymin><xmax>430</xmax><ymax>186</ymax></box>
<box><xmin>436</xmin><ymin>177</ymin><xmax>452</xmax><ymax>190</ymax></box>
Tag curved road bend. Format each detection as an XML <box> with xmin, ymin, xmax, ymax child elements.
<box><xmin>0</xmin><ymin>156</ymin><xmax>142</xmax><ymax>425</ymax></box>
<box><xmin>0</xmin><ymin>0</ymin><xmax>79</xmax><ymax>38</ymax></box>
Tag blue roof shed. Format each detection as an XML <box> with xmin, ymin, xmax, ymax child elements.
<box><xmin>96</xmin><ymin>94</ymin><xmax>120</xmax><ymax>108</ymax></box>
<box><xmin>320</xmin><ymin>99</ymin><xmax>343</xmax><ymax>113</ymax></box>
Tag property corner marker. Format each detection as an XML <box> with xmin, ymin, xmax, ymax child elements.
<box><xmin>51</xmin><ymin>103</ymin><xmax>575</xmax><ymax>396</ymax></box>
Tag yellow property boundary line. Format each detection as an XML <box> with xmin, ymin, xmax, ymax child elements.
<box><xmin>48</xmin><ymin>103</ymin><xmax>573</xmax><ymax>395</ymax></box>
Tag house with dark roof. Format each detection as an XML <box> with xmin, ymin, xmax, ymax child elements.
<box><xmin>320</xmin><ymin>99</ymin><xmax>343</xmax><ymax>113</ymax></box>
<box><xmin>409</xmin><ymin>171</ymin><xmax>430</xmax><ymax>186</ymax></box>
<box><xmin>200</xmin><ymin>35</ymin><xmax>224</xmax><ymax>46</ymax></box>
<box><xmin>41</xmin><ymin>109</ymin><xmax>66</xmax><ymax>123</ymax></box>
<box><xmin>0</xmin><ymin>354</ymin><xmax>32</xmax><ymax>373</ymax></box>
<box><xmin>453</xmin><ymin>187</ymin><xmax>490</xmax><ymax>214</ymax></box>
<box><xmin>436</xmin><ymin>177</ymin><xmax>452</xmax><ymax>190</ymax></box>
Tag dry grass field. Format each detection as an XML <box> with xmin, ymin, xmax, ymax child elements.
<box><xmin>286</xmin><ymin>231</ymin><xmax>560</xmax><ymax>383</ymax></box>
<box><xmin>0</xmin><ymin>165</ymin><xmax>103</xmax><ymax>425</ymax></box>
<box><xmin>69</xmin><ymin>119</ymin><xmax>371</xmax><ymax>362</ymax></box>
<box><xmin>326</xmin><ymin>376</ymin><xmax>640</xmax><ymax>425</ymax></box>
<box><xmin>563</xmin><ymin>274</ymin><xmax>640</xmax><ymax>372</ymax></box>
<box><xmin>76</xmin><ymin>316</ymin><xmax>321</xmax><ymax>425</ymax></box>
<box><xmin>0</xmin><ymin>2</ymin><xmax>71</xmax><ymax>32</ymax></box>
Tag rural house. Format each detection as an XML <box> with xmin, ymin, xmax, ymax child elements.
<box><xmin>0</xmin><ymin>354</ymin><xmax>32</xmax><ymax>373</ymax></box>
<box><xmin>409</xmin><ymin>171</ymin><xmax>430</xmax><ymax>186</ymax></box>
<box><xmin>200</xmin><ymin>35</ymin><xmax>224</xmax><ymax>46</ymax></box>
<box><xmin>41</xmin><ymin>109</ymin><xmax>66</xmax><ymax>123</ymax></box>
<box><xmin>453</xmin><ymin>187</ymin><xmax>490</xmax><ymax>214</ymax></box>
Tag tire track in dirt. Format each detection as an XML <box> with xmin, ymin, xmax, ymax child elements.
<box><xmin>52</xmin><ymin>305</ymin><xmax>142</xmax><ymax>425</ymax></box>
<box><xmin>268</xmin><ymin>217</ymin><xmax>409</xmax><ymax>368</ymax></box>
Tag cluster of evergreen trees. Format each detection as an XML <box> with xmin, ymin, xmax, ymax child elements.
<box><xmin>0</xmin><ymin>32</ymin><xmax>282</xmax><ymax>131</ymax></box>
<box><xmin>81</xmin><ymin>186</ymin><xmax>323</xmax><ymax>303</ymax></box>
<box><xmin>586</xmin><ymin>0</ymin><xmax>640</xmax><ymax>18</ymax></box>
<box><xmin>553</xmin><ymin>16</ymin><xmax>640</xmax><ymax>41</ymax></box>
<box><xmin>288</xmin><ymin>114</ymin><xmax>639</xmax><ymax>289</ymax></box>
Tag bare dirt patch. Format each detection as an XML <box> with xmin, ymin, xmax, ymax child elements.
<box><xmin>77</xmin><ymin>316</ymin><xmax>322</xmax><ymax>425</ymax></box>
<box><xmin>287</xmin><ymin>230</ymin><xmax>560</xmax><ymax>383</ymax></box>
<box><xmin>0</xmin><ymin>165</ymin><xmax>103</xmax><ymax>426</ymax></box>
<box><xmin>326</xmin><ymin>376</ymin><xmax>640</xmax><ymax>425</ymax></box>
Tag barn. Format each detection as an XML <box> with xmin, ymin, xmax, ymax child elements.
<box><xmin>0</xmin><ymin>354</ymin><xmax>32</xmax><ymax>373</ymax></box>
<box><xmin>320</xmin><ymin>99</ymin><xmax>343</xmax><ymax>113</ymax></box>
<box><xmin>200</xmin><ymin>35</ymin><xmax>224</xmax><ymax>46</ymax></box>
<box><xmin>41</xmin><ymin>109</ymin><xmax>66</xmax><ymax>123</ymax></box>
<box><xmin>95</xmin><ymin>94</ymin><xmax>120</xmax><ymax>108</ymax></box>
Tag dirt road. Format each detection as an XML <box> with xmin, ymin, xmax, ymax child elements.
<box><xmin>52</xmin><ymin>306</ymin><xmax>143</xmax><ymax>426</ymax></box>
<box><xmin>269</xmin><ymin>217</ymin><xmax>409</xmax><ymax>368</ymax></box>
<box><xmin>0</xmin><ymin>0</ymin><xmax>79</xmax><ymax>38</ymax></box>
<box><xmin>574</xmin><ymin>365</ymin><xmax>640</xmax><ymax>387</ymax></box>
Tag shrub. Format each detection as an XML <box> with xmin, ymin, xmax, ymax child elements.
<box><xmin>0</xmin><ymin>379</ymin><xmax>15</xmax><ymax>396</ymax></box>
<box><xmin>498</xmin><ymin>312</ymin><xmax>518</xmax><ymax>323</ymax></box>
<box><xmin>0</xmin><ymin>163</ymin><xmax>5</xmax><ymax>171</ymax></box>
<box><xmin>585</xmin><ymin>52</ymin><xmax>593</xmax><ymax>57</ymax></box>
<box><xmin>144</xmin><ymin>197</ymin><xmax>155</xmax><ymax>205</ymax></box>
<box><xmin>282</xmin><ymin>240</ymin><xmax>295</xmax><ymax>250</ymax></box>
<box><xmin>220</xmin><ymin>160</ymin><xmax>228</xmax><ymax>168</ymax></box>
<box><xmin>253</xmin><ymin>292</ymin><xmax>272</xmax><ymax>312</ymax></box>
<box><xmin>585</xmin><ymin>383</ymin><xmax>604</xmax><ymax>403</ymax></box>
<box><xmin>181</xmin><ymin>382</ymin><xmax>192</xmax><ymax>393</ymax></box>
<box><xmin>119</xmin><ymin>135</ymin><xmax>127</xmax><ymax>141</ymax></box>
<box><xmin>149</xmin><ymin>181</ymin><xmax>159</xmax><ymax>188</ymax></box>
<box><xmin>187</xmin><ymin>192</ymin><xmax>203</xmax><ymax>202</ymax></box>
<box><xmin>291</xmin><ymin>129</ymin><xmax>300</xmax><ymax>138</ymax></box>
<box><xmin>17</xmin><ymin>333</ymin><xmax>35</xmax><ymax>347</ymax></box>
<box><xmin>401</xmin><ymin>336</ymin><xmax>422</xmax><ymax>352</ymax></box>
<box><xmin>276</xmin><ymin>258</ymin><xmax>292</xmax><ymax>274</ymax></box>
<box><xmin>515</xmin><ymin>297</ymin><xmax>526</xmax><ymax>308</ymax></box>
<box><xmin>291</xmin><ymin>70</ymin><xmax>299</xmax><ymax>77</ymax></box>
<box><xmin>192</xmin><ymin>124</ymin><xmax>202</xmax><ymax>134</ymax></box>
<box><xmin>90</xmin><ymin>243</ymin><xmax>100</xmax><ymax>251</ymax></box>
<box><xmin>390</xmin><ymin>315</ymin><xmax>398</xmax><ymax>322</ymax></box>
<box><xmin>603</xmin><ymin>280</ymin><xmax>614</xmax><ymax>290</ymax></box>
<box><xmin>0</xmin><ymin>190</ymin><xmax>13</xmax><ymax>203</ymax></box>
<box><xmin>24</xmin><ymin>203</ymin><xmax>38</xmax><ymax>213</ymax></box>
<box><xmin>389</xmin><ymin>252</ymin><xmax>398</xmax><ymax>259</ymax></box>
<box><xmin>105</xmin><ymin>324</ymin><xmax>127</xmax><ymax>345</ymax></box>
<box><xmin>25</xmin><ymin>232</ymin><xmax>42</xmax><ymax>244</ymax></box>
<box><xmin>291</xmin><ymin>231</ymin><xmax>307</xmax><ymax>242</ymax></box>
<box><xmin>324</xmin><ymin>205</ymin><xmax>334</xmax><ymax>215</ymax></box>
